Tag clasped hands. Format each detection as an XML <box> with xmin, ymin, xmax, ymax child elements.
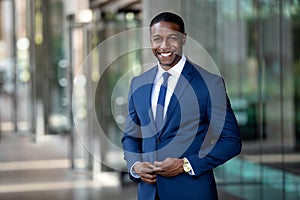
<box><xmin>133</xmin><ymin>157</ymin><xmax>184</xmax><ymax>184</ymax></box>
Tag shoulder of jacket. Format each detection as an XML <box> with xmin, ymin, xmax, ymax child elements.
<box><xmin>187</xmin><ymin>60</ymin><xmax>222</xmax><ymax>81</ymax></box>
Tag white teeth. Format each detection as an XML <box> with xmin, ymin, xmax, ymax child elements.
<box><xmin>161</xmin><ymin>52</ymin><xmax>172</xmax><ymax>57</ymax></box>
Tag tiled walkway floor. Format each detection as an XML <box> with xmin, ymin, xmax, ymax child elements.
<box><xmin>0</xmin><ymin>131</ymin><xmax>243</xmax><ymax>200</ymax></box>
<box><xmin>215</xmin><ymin>154</ymin><xmax>300</xmax><ymax>200</ymax></box>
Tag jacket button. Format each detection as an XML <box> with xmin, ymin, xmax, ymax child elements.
<box><xmin>156</xmin><ymin>138</ymin><xmax>161</xmax><ymax>143</ymax></box>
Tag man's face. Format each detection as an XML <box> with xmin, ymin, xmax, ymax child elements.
<box><xmin>150</xmin><ymin>21</ymin><xmax>186</xmax><ymax>70</ymax></box>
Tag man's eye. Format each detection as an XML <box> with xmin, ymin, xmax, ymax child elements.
<box><xmin>169</xmin><ymin>37</ymin><xmax>178</xmax><ymax>42</ymax></box>
<box><xmin>153</xmin><ymin>38</ymin><xmax>162</xmax><ymax>42</ymax></box>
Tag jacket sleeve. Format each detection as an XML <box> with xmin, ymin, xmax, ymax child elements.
<box><xmin>187</xmin><ymin>76</ymin><xmax>242</xmax><ymax>176</ymax></box>
<box><xmin>121</xmin><ymin>77</ymin><xmax>142</xmax><ymax>181</ymax></box>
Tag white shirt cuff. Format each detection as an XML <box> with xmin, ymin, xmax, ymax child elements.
<box><xmin>130</xmin><ymin>161</ymin><xmax>141</xmax><ymax>178</ymax></box>
<box><xmin>185</xmin><ymin>158</ymin><xmax>195</xmax><ymax>176</ymax></box>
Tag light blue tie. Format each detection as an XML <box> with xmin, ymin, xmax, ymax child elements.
<box><xmin>155</xmin><ymin>72</ymin><xmax>171</xmax><ymax>130</ymax></box>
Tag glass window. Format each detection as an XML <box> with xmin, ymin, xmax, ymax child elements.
<box><xmin>182</xmin><ymin>0</ymin><xmax>300</xmax><ymax>199</ymax></box>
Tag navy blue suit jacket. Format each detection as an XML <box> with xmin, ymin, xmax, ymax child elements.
<box><xmin>122</xmin><ymin>60</ymin><xmax>241</xmax><ymax>200</ymax></box>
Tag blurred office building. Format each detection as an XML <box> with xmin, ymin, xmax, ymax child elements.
<box><xmin>0</xmin><ymin>0</ymin><xmax>300</xmax><ymax>199</ymax></box>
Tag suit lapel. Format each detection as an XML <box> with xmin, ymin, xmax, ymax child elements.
<box><xmin>142</xmin><ymin>66</ymin><xmax>158</xmax><ymax>129</ymax></box>
<box><xmin>164</xmin><ymin>61</ymin><xmax>194</xmax><ymax>124</ymax></box>
<box><xmin>145</xmin><ymin>61</ymin><xmax>194</xmax><ymax>135</ymax></box>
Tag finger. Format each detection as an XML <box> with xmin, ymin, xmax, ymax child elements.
<box><xmin>152</xmin><ymin>166</ymin><xmax>163</xmax><ymax>172</ymax></box>
<box><xmin>141</xmin><ymin>174</ymin><xmax>157</xmax><ymax>184</ymax></box>
<box><xmin>154</xmin><ymin>161</ymin><xmax>162</xmax><ymax>166</ymax></box>
<box><xmin>141</xmin><ymin>173</ymin><xmax>156</xmax><ymax>180</ymax></box>
<box><xmin>141</xmin><ymin>167</ymin><xmax>155</xmax><ymax>174</ymax></box>
<box><xmin>146</xmin><ymin>163</ymin><xmax>156</xmax><ymax>168</ymax></box>
<box><xmin>142</xmin><ymin>177</ymin><xmax>157</xmax><ymax>184</ymax></box>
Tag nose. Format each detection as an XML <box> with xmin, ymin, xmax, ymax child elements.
<box><xmin>160</xmin><ymin>38</ymin><xmax>170</xmax><ymax>49</ymax></box>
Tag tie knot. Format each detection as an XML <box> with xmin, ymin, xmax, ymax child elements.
<box><xmin>162</xmin><ymin>72</ymin><xmax>171</xmax><ymax>86</ymax></box>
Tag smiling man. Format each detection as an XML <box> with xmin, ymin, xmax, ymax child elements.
<box><xmin>150</xmin><ymin>20</ymin><xmax>186</xmax><ymax>70</ymax></box>
<box><xmin>122</xmin><ymin>12</ymin><xmax>241</xmax><ymax>200</ymax></box>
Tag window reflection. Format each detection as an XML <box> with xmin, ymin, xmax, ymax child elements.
<box><xmin>183</xmin><ymin>0</ymin><xmax>300</xmax><ymax>199</ymax></box>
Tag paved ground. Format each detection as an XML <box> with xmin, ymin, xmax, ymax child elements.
<box><xmin>0</xmin><ymin>130</ymin><xmax>243</xmax><ymax>200</ymax></box>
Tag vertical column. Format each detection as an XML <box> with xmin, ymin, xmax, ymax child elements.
<box><xmin>83</xmin><ymin>24</ymin><xmax>94</xmax><ymax>170</ymax></box>
<box><xmin>296</xmin><ymin>69</ymin><xmax>300</xmax><ymax>151</ymax></box>
<box><xmin>12</xmin><ymin>0</ymin><xmax>18</xmax><ymax>132</ymax></box>
<box><xmin>0</xmin><ymin>0</ymin><xmax>2</xmax><ymax>137</ymax></box>
<box><xmin>0</xmin><ymin>2</ymin><xmax>2</xmax><ymax>38</ymax></box>
<box><xmin>66</xmin><ymin>14</ymin><xmax>75</xmax><ymax>169</ymax></box>
<box><xmin>29</xmin><ymin>0</ymin><xmax>37</xmax><ymax>138</ymax></box>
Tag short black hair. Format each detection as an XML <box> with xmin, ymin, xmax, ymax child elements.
<box><xmin>150</xmin><ymin>12</ymin><xmax>185</xmax><ymax>34</ymax></box>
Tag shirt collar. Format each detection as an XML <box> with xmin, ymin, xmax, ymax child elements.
<box><xmin>156</xmin><ymin>55</ymin><xmax>186</xmax><ymax>80</ymax></box>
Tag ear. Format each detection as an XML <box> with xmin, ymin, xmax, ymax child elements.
<box><xmin>182</xmin><ymin>33</ymin><xmax>187</xmax><ymax>45</ymax></box>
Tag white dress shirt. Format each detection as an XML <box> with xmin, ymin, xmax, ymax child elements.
<box><xmin>151</xmin><ymin>55</ymin><xmax>186</xmax><ymax>119</ymax></box>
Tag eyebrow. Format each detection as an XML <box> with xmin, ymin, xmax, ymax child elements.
<box><xmin>151</xmin><ymin>33</ymin><xmax>180</xmax><ymax>38</ymax></box>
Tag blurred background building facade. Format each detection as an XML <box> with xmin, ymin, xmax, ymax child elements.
<box><xmin>0</xmin><ymin>0</ymin><xmax>300</xmax><ymax>199</ymax></box>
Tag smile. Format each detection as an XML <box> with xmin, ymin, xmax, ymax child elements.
<box><xmin>159</xmin><ymin>52</ymin><xmax>173</xmax><ymax>57</ymax></box>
